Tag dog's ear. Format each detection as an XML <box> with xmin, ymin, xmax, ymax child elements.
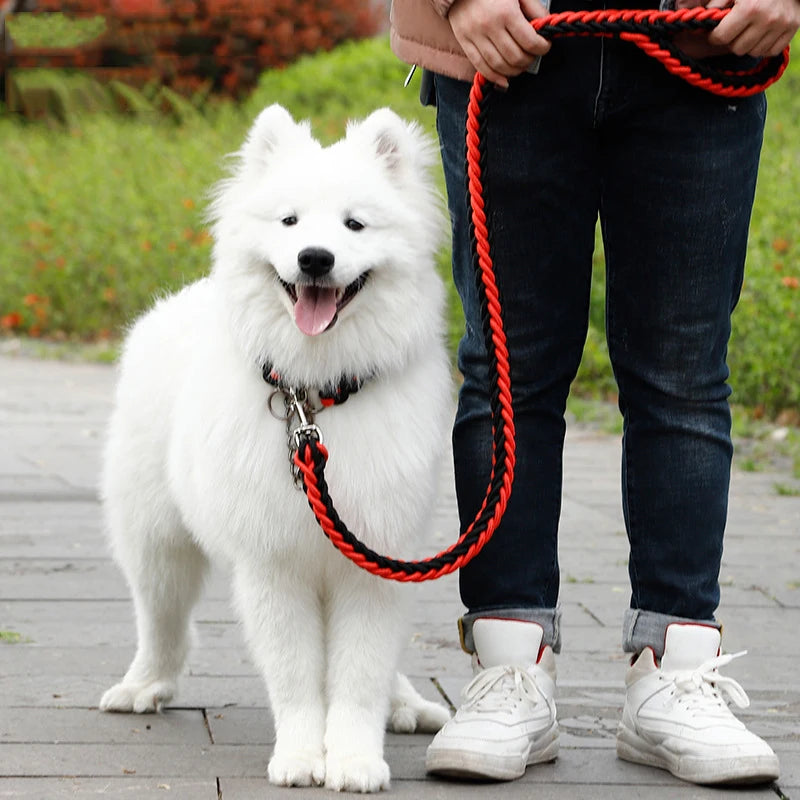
<box><xmin>348</xmin><ymin>108</ymin><xmax>435</xmax><ymax>178</ymax></box>
<box><xmin>241</xmin><ymin>104</ymin><xmax>313</xmax><ymax>168</ymax></box>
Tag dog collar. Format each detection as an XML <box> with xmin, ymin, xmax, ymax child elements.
<box><xmin>261</xmin><ymin>363</ymin><xmax>365</xmax><ymax>407</ymax></box>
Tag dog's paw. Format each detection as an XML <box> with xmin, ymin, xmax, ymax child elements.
<box><xmin>99</xmin><ymin>679</ymin><xmax>175</xmax><ymax>713</ymax></box>
<box><xmin>268</xmin><ymin>750</ymin><xmax>325</xmax><ymax>787</ymax></box>
<box><xmin>389</xmin><ymin>673</ymin><xmax>452</xmax><ymax>733</ymax></box>
<box><xmin>325</xmin><ymin>753</ymin><xmax>390</xmax><ymax>793</ymax></box>
<box><xmin>389</xmin><ymin>697</ymin><xmax>451</xmax><ymax>734</ymax></box>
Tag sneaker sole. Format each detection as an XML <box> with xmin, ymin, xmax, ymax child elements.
<box><xmin>426</xmin><ymin>725</ymin><xmax>559</xmax><ymax>781</ymax></box>
<box><xmin>616</xmin><ymin>725</ymin><xmax>780</xmax><ymax>785</ymax></box>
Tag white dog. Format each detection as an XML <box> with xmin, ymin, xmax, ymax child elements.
<box><xmin>99</xmin><ymin>105</ymin><xmax>453</xmax><ymax>792</ymax></box>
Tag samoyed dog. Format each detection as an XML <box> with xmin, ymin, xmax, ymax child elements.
<box><xmin>99</xmin><ymin>105</ymin><xmax>453</xmax><ymax>792</ymax></box>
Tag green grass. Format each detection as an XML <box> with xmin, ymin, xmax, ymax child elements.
<box><xmin>5</xmin><ymin>13</ymin><xmax>107</xmax><ymax>48</ymax></box>
<box><xmin>0</xmin><ymin>630</ymin><xmax>29</xmax><ymax>644</ymax></box>
<box><xmin>0</xmin><ymin>35</ymin><xmax>798</xmax><ymax>421</ymax></box>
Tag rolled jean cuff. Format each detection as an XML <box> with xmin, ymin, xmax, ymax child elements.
<box><xmin>623</xmin><ymin>608</ymin><xmax>720</xmax><ymax>659</ymax></box>
<box><xmin>459</xmin><ymin>606</ymin><xmax>562</xmax><ymax>654</ymax></box>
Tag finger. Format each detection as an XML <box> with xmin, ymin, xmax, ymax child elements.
<box><xmin>745</xmin><ymin>30</ymin><xmax>786</xmax><ymax>57</ymax></box>
<box><xmin>707</xmin><ymin>6</ymin><xmax>749</xmax><ymax>46</ymax></box>
<box><xmin>771</xmin><ymin>30</ymin><xmax>795</xmax><ymax>55</ymax></box>
<box><xmin>490</xmin><ymin>28</ymin><xmax>545</xmax><ymax>70</ymax></box>
<box><xmin>479</xmin><ymin>31</ymin><xmax>538</xmax><ymax>76</ymax></box>
<box><xmin>518</xmin><ymin>0</ymin><xmax>555</xmax><ymax>48</ymax></box>
<box><xmin>505</xmin><ymin>15</ymin><xmax>552</xmax><ymax>59</ymax></box>
<box><xmin>520</xmin><ymin>0</ymin><xmax>551</xmax><ymax>18</ymax></box>
<box><xmin>723</xmin><ymin>24</ymin><xmax>775</xmax><ymax>56</ymax></box>
<box><xmin>461</xmin><ymin>38</ymin><xmax>511</xmax><ymax>87</ymax></box>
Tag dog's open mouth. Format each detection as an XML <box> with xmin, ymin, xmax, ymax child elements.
<box><xmin>281</xmin><ymin>272</ymin><xmax>370</xmax><ymax>336</ymax></box>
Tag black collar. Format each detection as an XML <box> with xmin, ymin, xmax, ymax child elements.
<box><xmin>261</xmin><ymin>363</ymin><xmax>365</xmax><ymax>407</ymax></box>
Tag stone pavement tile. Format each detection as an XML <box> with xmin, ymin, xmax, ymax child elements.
<box><xmin>0</xmin><ymin>476</ymin><xmax>95</xmax><ymax>502</ymax></box>
<box><xmin>773</xmin><ymin>744</ymin><xmax>800</xmax><ymax>782</ymax></box>
<box><xmin>772</xmin><ymin>587</ymin><xmax>800</xmax><ymax>609</ymax></box>
<box><xmin>0</xmin><ymin>530</ymin><xmax>107</xmax><ymax>559</ymax></box>
<box><xmin>0</xmin><ymin>645</ymin><xmax>258</xmax><ymax>678</ymax></box>
<box><xmin>708</xmin><ymin>652</ymin><xmax>800</xmax><ymax>687</ymax></box>
<box><xmin>3</xmin><ymin>671</ymin><xmax>444</xmax><ymax>715</ymax></box>
<box><xmin>0</xmin><ymin>674</ymin><xmax>271</xmax><ymax>709</ymax></box>
<box><xmin>205</xmin><ymin>707</ymin><xmax>275</xmax><ymax>745</ymax></box>
<box><xmin>0</xmin><ymin>598</ymin><xmax>240</xmax><ymax>647</ymax></box>
<box><xmin>203</xmin><ymin>688</ymin><xmax>446</xmax><ymax>748</ymax></box>
<box><xmin>399</xmin><ymin>638</ymin><xmax>467</xmax><ymax>679</ymax></box>
<box><xmin>0</xmin><ymin>501</ymin><xmax>104</xmax><ymax>558</ymax></box>
<box><xmin>0</xmin><ymin>499</ymin><xmax>101</xmax><ymax>527</ymax></box>
<box><xmin>1</xmin><ymin>646</ymin><xmax>134</xmax><ymax>677</ymax></box>
<box><xmin>0</xmin><ymin>559</ymin><xmax>234</xmax><ymax>602</ymax></box>
<box><xmin>0</xmin><ymin>708</ymin><xmax>209</xmax><ymax>744</ymax></box>
<box><xmin>0</xmin><ymin>425</ymin><xmax>104</xmax><ymax>496</ymax></box>
<box><xmin>216</xmin><ymin>777</ymin><xmax>778</xmax><ymax>799</ymax></box>
<box><xmin>0</xmin><ymin>743</ymin><xmax>269</xmax><ymax>778</ymax></box>
<box><xmin>0</xmin><ymin>558</ymin><xmax>126</xmax><ymax>600</ymax></box>
<box><xmin>564</xmin><ymin>579</ymin><xmax>784</xmax><ymax>611</ymax></box>
<box><xmin>717</xmin><ymin>606</ymin><xmax>800</xmax><ymax>660</ymax></box>
<box><xmin>0</xmin><ymin>777</ymin><xmax>219</xmax><ymax>799</ymax></box>
<box><xmin>388</xmin><ymin>745</ymin><xmax>779</xmax><ymax>792</ymax></box>
<box><xmin>724</xmin><ymin>497</ymin><xmax>800</xmax><ymax>538</ymax></box>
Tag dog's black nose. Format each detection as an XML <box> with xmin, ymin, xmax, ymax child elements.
<box><xmin>298</xmin><ymin>247</ymin><xmax>335</xmax><ymax>277</ymax></box>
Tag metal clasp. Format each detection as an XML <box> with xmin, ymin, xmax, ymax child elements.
<box><xmin>268</xmin><ymin>386</ymin><xmax>324</xmax><ymax>488</ymax></box>
<box><xmin>287</xmin><ymin>388</ymin><xmax>323</xmax><ymax>450</ymax></box>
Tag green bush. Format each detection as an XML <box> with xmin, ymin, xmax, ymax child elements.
<box><xmin>5</xmin><ymin>13</ymin><xmax>107</xmax><ymax>48</ymax></box>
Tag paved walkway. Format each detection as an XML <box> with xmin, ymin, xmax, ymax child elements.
<box><xmin>1</xmin><ymin>352</ymin><xmax>798</xmax><ymax>799</ymax></box>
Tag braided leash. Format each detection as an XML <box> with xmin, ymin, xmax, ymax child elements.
<box><xmin>292</xmin><ymin>8</ymin><xmax>790</xmax><ymax>582</ymax></box>
<box><xmin>529</xmin><ymin>8</ymin><xmax>788</xmax><ymax>97</ymax></box>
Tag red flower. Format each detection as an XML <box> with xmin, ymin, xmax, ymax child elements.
<box><xmin>1</xmin><ymin>312</ymin><xmax>23</xmax><ymax>330</ymax></box>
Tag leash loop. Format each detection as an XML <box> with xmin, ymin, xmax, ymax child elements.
<box><xmin>529</xmin><ymin>8</ymin><xmax>789</xmax><ymax>97</ymax></box>
<box><xmin>288</xmin><ymin>7</ymin><xmax>789</xmax><ymax>581</ymax></box>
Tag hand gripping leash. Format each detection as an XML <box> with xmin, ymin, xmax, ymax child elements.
<box><xmin>292</xmin><ymin>8</ymin><xmax>790</xmax><ymax>582</ymax></box>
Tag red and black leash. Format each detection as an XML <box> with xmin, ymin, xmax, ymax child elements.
<box><xmin>292</xmin><ymin>8</ymin><xmax>790</xmax><ymax>582</ymax></box>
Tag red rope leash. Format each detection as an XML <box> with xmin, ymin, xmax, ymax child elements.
<box><xmin>528</xmin><ymin>8</ymin><xmax>789</xmax><ymax>98</ymax></box>
<box><xmin>292</xmin><ymin>8</ymin><xmax>789</xmax><ymax>582</ymax></box>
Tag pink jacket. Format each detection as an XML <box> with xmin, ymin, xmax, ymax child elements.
<box><xmin>389</xmin><ymin>0</ymin><xmax>476</xmax><ymax>81</ymax></box>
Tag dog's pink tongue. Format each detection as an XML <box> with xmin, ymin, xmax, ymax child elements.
<box><xmin>294</xmin><ymin>285</ymin><xmax>338</xmax><ymax>336</ymax></box>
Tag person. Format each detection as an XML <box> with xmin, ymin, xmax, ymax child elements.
<box><xmin>390</xmin><ymin>0</ymin><xmax>800</xmax><ymax>787</ymax></box>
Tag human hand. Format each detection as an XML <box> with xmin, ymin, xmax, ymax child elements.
<box><xmin>669</xmin><ymin>0</ymin><xmax>732</xmax><ymax>58</ymax></box>
<box><xmin>706</xmin><ymin>0</ymin><xmax>800</xmax><ymax>57</ymax></box>
<box><xmin>447</xmin><ymin>0</ymin><xmax>552</xmax><ymax>88</ymax></box>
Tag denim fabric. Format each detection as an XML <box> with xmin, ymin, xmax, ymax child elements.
<box><xmin>460</xmin><ymin>607</ymin><xmax>563</xmax><ymax>654</ymax></box>
<box><xmin>433</xmin><ymin>0</ymin><xmax>766</xmax><ymax>653</ymax></box>
<box><xmin>622</xmin><ymin>608</ymin><xmax>720</xmax><ymax>658</ymax></box>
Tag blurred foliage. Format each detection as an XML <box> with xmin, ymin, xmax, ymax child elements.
<box><xmin>0</xmin><ymin>36</ymin><xmax>798</xmax><ymax>418</ymax></box>
<box><xmin>5</xmin><ymin>13</ymin><xmax>107</xmax><ymax>47</ymax></box>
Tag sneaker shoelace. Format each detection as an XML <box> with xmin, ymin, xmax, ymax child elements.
<box><xmin>462</xmin><ymin>664</ymin><xmax>543</xmax><ymax>714</ymax></box>
<box><xmin>671</xmin><ymin>650</ymin><xmax>750</xmax><ymax>716</ymax></box>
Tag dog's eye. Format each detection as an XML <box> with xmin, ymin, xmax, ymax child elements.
<box><xmin>281</xmin><ymin>215</ymin><xmax>298</xmax><ymax>226</ymax></box>
<box><xmin>344</xmin><ymin>218</ymin><xmax>364</xmax><ymax>232</ymax></box>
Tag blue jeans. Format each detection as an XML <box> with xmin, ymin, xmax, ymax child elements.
<box><xmin>433</xmin><ymin>0</ymin><xmax>766</xmax><ymax>657</ymax></box>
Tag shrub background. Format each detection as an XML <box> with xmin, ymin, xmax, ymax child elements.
<box><xmin>0</xmin><ymin>35</ymin><xmax>798</xmax><ymax>417</ymax></box>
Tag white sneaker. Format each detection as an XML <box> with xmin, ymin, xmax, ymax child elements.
<box><xmin>425</xmin><ymin>618</ymin><xmax>559</xmax><ymax>780</ymax></box>
<box><xmin>617</xmin><ymin>622</ymin><xmax>780</xmax><ymax>785</ymax></box>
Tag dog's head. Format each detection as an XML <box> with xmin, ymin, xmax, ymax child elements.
<box><xmin>209</xmin><ymin>105</ymin><xmax>446</xmax><ymax>385</ymax></box>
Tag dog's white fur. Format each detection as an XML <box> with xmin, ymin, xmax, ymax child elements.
<box><xmin>99</xmin><ymin>105</ymin><xmax>453</xmax><ymax>792</ymax></box>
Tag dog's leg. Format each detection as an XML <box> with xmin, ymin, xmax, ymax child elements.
<box><xmin>100</xmin><ymin>533</ymin><xmax>208</xmax><ymax>714</ymax></box>
<box><xmin>389</xmin><ymin>672</ymin><xmax>452</xmax><ymax>734</ymax></box>
<box><xmin>324</xmin><ymin>573</ymin><xmax>405</xmax><ymax>792</ymax></box>
<box><xmin>233</xmin><ymin>562</ymin><xmax>326</xmax><ymax>788</ymax></box>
